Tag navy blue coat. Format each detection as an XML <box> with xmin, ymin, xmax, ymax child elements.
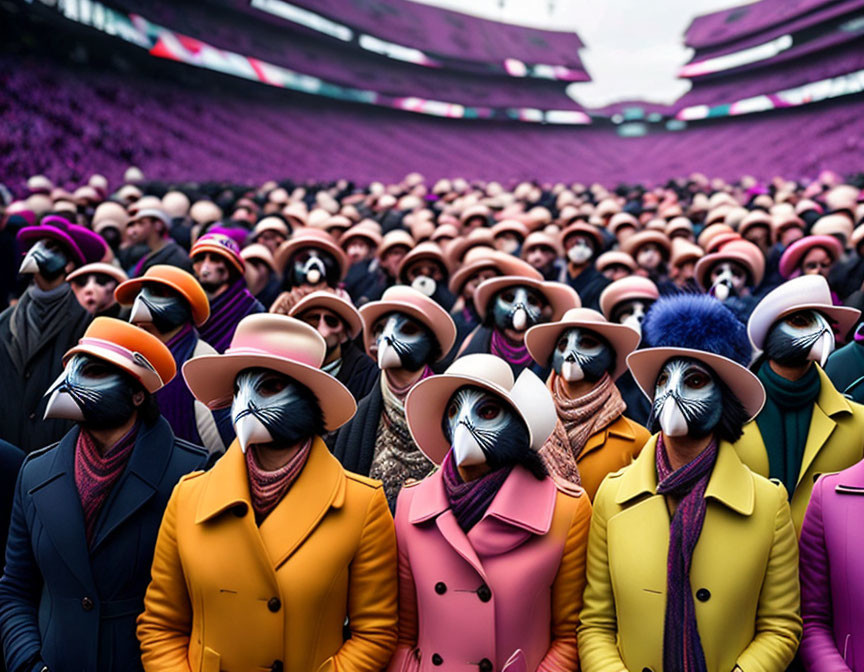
<box><xmin>0</xmin><ymin>417</ymin><xmax>207</xmax><ymax>672</ymax></box>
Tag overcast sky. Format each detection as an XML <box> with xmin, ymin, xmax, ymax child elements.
<box><xmin>411</xmin><ymin>0</ymin><xmax>757</xmax><ymax>107</ymax></box>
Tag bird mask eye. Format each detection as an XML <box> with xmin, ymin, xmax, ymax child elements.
<box><xmin>550</xmin><ymin>327</ymin><xmax>614</xmax><ymax>383</ymax></box>
<box><xmin>372</xmin><ymin>312</ymin><xmax>435</xmax><ymax>371</ymax></box>
<box><xmin>764</xmin><ymin>309</ymin><xmax>834</xmax><ymax>368</ymax></box>
<box><xmin>650</xmin><ymin>357</ymin><xmax>723</xmax><ymax>438</ymax></box>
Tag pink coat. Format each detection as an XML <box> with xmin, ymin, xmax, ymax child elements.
<box><xmin>387</xmin><ymin>465</ymin><xmax>592</xmax><ymax>672</ymax></box>
<box><xmin>800</xmin><ymin>458</ymin><xmax>864</xmax><ymax>671</ymax></box>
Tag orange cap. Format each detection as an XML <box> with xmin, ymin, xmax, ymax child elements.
<box><xmin>115</xmin><ymin>265</ymin><xmax>210</xmax><ymax>327</ymax></box>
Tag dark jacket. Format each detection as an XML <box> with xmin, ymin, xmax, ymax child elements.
<box><xmin>616</xmin><ymin>370</ymin><xmax>653</xmax><ymax>427</ymax></box>
<box><xmin>336</xmin><ymin>341</ymin><xmax>379</xmax><ymax>403</ymax></box>
<box><xmin>331</xmin><ymin>378</ymin><xmax>383</xmax><ymax>476</ymax></box>
<box><xmin>0</xmin><ymin>417</ymin><xmax>208</xmax><ymax>672</ymax></box>
<box><xmin>0</xmin><ymin>440</ymin><xmax>24</xmax><ymax>672</ymax></box>
<box><xmin>825</xmin><ymin>340</ymin><xmax>864</xmax><ymax>402</ymax></box>
<box><xmin>459</xmin><ymin>325</ymin><xmax>549</xmax><ymax>379</ymax></box>
<box><xmin>565</xmin><ymin>265</ymin><xmax>610</xmax><ymax>311</ymax></box>
<box><xmin>0</xmin><ymin>289</ymin><xmax>92</xmax><ymax>453</ymax></box>
<box><xmin>131</xmin><ymin>241</ymin><xmax>193</xmax><ymax>277</ymax></box>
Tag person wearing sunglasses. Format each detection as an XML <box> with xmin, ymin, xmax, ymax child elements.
<box><xmin>67</xmin><ymin>263</ymin><xmax>128</xmax><ymax>318</ymax></box>
<box><xmin>289</xmin><ymin>291</ymin><xmax>378</xmax><ymax>407</ymax></box>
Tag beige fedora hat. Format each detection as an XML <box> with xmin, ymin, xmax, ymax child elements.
<box><xmin>473</xmin><ymin>276</ymin><xmax>581</xmax><ymax>322</ymax></box>
<box><xmin>289</xmin><ymin>290</ymin><xmax>364</xmax><ymax>340</ymax></box>
<box><xmin>525</xmin><ymin>308</ymin><xmax>640</xmax><ymax>380</ymax></box>
<box><xmin>182</xmin><ymin>314</ymin><xmax>356</xmax><ymax>431</ymax></box>
<box><xmin>405</xmin><ymin>354</ymin><xmax>557</xmax><ymax>464</ymax></box>
<box><xmin>359</xmin><ymin>286</ymin><xmax>457</xmax><ymax>361</ymax></box>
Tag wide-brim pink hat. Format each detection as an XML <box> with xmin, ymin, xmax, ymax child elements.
<box><xmin>695</xmin><ymin>239</ymin><xmax>765</xmax><ymax>289</ymax></box>
<box><xmin>275</xmin><ymin>228</ymin><xmax>349</xmax><ymax>279</ymax></box>
<box><xmin>474</xmin><ymin>276</ymin><xmax>581</xmax><ymax>321</ymax></box>
<box><xmin>405</xmin><ymin>354</ymin><xmax>557</xmax><ymax>464</ymax></box>
<box><xmin>526</xmin><ymin>308</ymin><xmax>640</xmax><ymax>380</ymax></box>
<box><xmin>598</xmin><ymin>276</ymin><xmax>659</xmax><ymax>320</ymax></box>
<box><xmin>627</xmin><ymin>347</ymin><xmax>766</xmax><ymax>421</ymax></box>
<box><xmin>359</xmin><ymin>286</ymin><xmax>457</xmax><ymax>360</ymax></box>
<box><xmin>17</xmin><ymin>215</ymin><xmax>107</xmax><ymax>267</ymax></box>
<box><xmin>182</xmin><ymin>314</ymin><xmax>356</xmax><ymax>431</ymax></box>
<box><xmin>747</xmin><ymin>274</ymin><xmax>860</xmax><ymax>351</ymax></box>
<box><xmin>289</xmin><ymin>290</ymin><xmax>364</xmax><ymax>340</ymax></box>
<box><xmin>66</xmin><ymin>262</ymin><xmax>128</xmax><ymax>285</ymax></box>
<box><xmin>448</xmin><ymin>250</ymin><xmax>542</xmax><ymax>295</ymax></box>
<box><xmin>778</xmin><ymin>235</ymin><xmax>843</xmax><ymax>279</ymax></box>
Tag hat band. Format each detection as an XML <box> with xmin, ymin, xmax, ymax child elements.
<box><xmin>224</xmin><ymin>346</ymin><xmax>320</xmax><ymax>368</ymax></box>
<box><xmin>77</xmin><ymin>337</ymin><xmax>164</xmax><ymax>389</ymax></box>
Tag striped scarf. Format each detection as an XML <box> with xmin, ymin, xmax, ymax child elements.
<box><xmin>75</xmin><ymin>423</ymin><xmax>139</xmax><ymax>545</ymax></box>
<box><xmin>245</xmin><ymin>438</ymin><xmax>312</xmax><ymax>523</ymax></box>
<box><xmin>655</xmin><ymin>433</ymin><xmax>717</xmax><ymax>672</ymax></box>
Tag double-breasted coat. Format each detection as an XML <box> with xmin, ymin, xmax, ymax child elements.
<box><xmin>799</xmin><ymin>459</ymin><xmax>864</xmax><ymax>671</ymax></box>
<box><xmin>0</xmin><ymin>417</ymin><xmax>208</xmax><ymax>672</ymax></box>
<box><xmin>733</xmin><ymin>365</ymin><xmax>864</xmax><ymax>533</ymax></box>
<box><xmin>578</xmin><ymin>434</ymin><xmax>802</xmax><ymax>672</ymax></box>
<box><xmin>137</xmin><ymin>437</ymin><xmax>398</xmax><ymax>672</ymax></box>
<box><xmin>387</xmin><ymin>465</ymin><xmax>592</xmax><ymax>672</ymax></box>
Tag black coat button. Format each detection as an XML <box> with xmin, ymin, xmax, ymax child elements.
<box><xmin>434</xmin><ymin>581</ymin><xmax>447</xmax><ymax>595</ymax></box>
<box><xmin>271</xmin><ymin>661</ymin><xmax>283</xmax><ymax>672</ymax></box>
<box><xmin>642</xmin><ymin>668</ymin><xmax>653</xmax><ymax>672</ymax></box>
<box><xmin>696</xmin><ymin>588</ymin><xmax>711</xmax><ymax>602</ymax></box>
<box><xmin>479</xmin><ymin>658</ymin><xmax>493</xmax><ymax>672</ymax></box>
<box><xmin>477</xmin><ymin>584</ymin><xmax>492</xmax><ymax>602</ymax></box>
<box><xmin>432</xmin><ymin>653</ymin><xmax>443</xmax><ymax>666</ymax></box>
<box><xmin>268</xmin><ymin>597</ymin><xmax>281</xmax><ymax>612</ymax></box>
<box><xmin>81</xmin><ymin>597</ymin><xmax>94</xmax><ymax>611</ymax></box>
<box><xmin>28</xmin><ymin>413</ymin><xmax>36</xmax><ymax>421</ymax></box>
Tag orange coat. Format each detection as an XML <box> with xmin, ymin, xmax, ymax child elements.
<box><xmin>137</xmin><ymin>437</ymin><xmax>398</xmax><ymax>672</ymax></box>
<box><xmin>576</xmin><ymin>415</ymin><xmax>651</xmax><ymax>500</ymax></box>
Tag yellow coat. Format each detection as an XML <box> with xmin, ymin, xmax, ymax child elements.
<box><xmin>733</xmin><ymin>365</ymin><xmax>864</xmax><ymax>534</ymax></box>
<box><xmin>137</xmin><ymin>437</ymin><xmax>398</xmax><ymax>672</ymax></box>
<box><xmin>577</xmin><ymin>415</ymin><xmax>651</xmax><ymax>501</ymax></box>
<box><xmin>578</xmin><ymin>434</ymin><xmax>801</xmax><ymax>672</ymax></box>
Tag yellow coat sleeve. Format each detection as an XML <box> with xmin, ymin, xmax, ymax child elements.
<box><xmin>735</xmin><ymin>485</ymin><xmax>802</xmax><ymax>672</ymax></box>
<box><xmin>333</xmin><ymin>487</ymin><xmax>399</xmax><ymax>672</ymax></box>
<box><xmin>539</xmin><ymin>492</ymin><xmax>592</xmax><ymax>672</ymax></box>
<box><xmin>577</xmin><ymin>478</ymin><xmax>629</xmax><ymax>672</ymax></box>
<box><xmin>137</xmin><ymin>480</ymin><xmax>194</xmax><ymax>672</ymax></box>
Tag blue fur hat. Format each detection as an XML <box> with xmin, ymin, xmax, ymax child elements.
<box><xmin>641</xmin><ymin>294</ymin><xmax>752</xmax><ymax>367</ymax></box>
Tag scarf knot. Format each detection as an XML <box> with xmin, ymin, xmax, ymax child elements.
<box><xmin>655</xmin><ymin>433</ymin><xmax>717</xmax><ymax>672</ymax></box>
<box><xmin>245</xmin><ymin>438</ymin><xmax>312</xmax><ymax>523</ymax></box>
<box><xmin>441</xmin><ymin>450</ymin><xmax>511</xmax><ymax>532</ymax></box>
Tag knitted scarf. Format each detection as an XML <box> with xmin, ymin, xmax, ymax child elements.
<box><xmin>75</xmin><ymin>423</ymin><xmax>139</xmax><ymax>545</ymax></box>
<box><xmin>490</xmin><ymin>328</ymin><xmax>533</xmax><ymax>368</ymax></box>
<box><xmin>655</xmin><ymin>433</ymin><xmax>717</xmax><ymax>672</ymax></box>
<box><xmin>755</xmin><ymin>361</ymin><xmax>821</xmax><ymax>495</ymax></box>
<box><xmin>540</xmin><ymin>372</ymin><xmax>626</xmax><ymax>495</ymax></box>
<box><xmin>8</xmin><ymin>283</ymin><xmax>79</xmax><ymax>373</ymax></box>
<box><xmin>198</xmin><ymin>278</ymin><xmax>263</xmax><ymax>353</ymax></box>
<box><xmin>245</xmin><ymin>438</ymin><xmax>312</xmax><ymax>523</ymax></box>
<box><xmin>441</xmin><ymin>449</ymin><xmax>511</xmax><ymax>532</ymax></box>
<box><xmin>370</xmin><ymin>370</ymin><xmax>435</xmax><ymax>508</ymax></box>
<box><xmin>155</xmin><ymin>324</ymin><xmax>201</xmax><ymax>444</ymax></box>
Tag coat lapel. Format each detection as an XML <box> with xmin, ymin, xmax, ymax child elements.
<box><xmin>90</xmin><ymin>418</ymin><xmax>173</xmax><ymax>553</ymax></box>
<box><xmin>798</xmin><ymin>367</ymin><xmax>851</xmax><ymax>487</ymax></box>
<box><xmin>258</xmin><ymin>436</ymin><xmax>346</xmax><ymax>570</ymax></box>
<box><xmin>29</xmin><ymin>428</ymin><xmax>95</xmax><ymax>590</ymax></box>
<box><xmin>579</xmin><ymin>416</ymin><xmax>636</xmax><ymax>461</ymax></box>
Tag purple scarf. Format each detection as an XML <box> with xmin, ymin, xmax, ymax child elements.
<box><xmin>490</xmin><ymin>328</ymin><xmax>533</xmax><ymax>367</ymax></box>
<box><xmin>75</xmin><ymin>423</ymin><xmax>139</xmax><ymax>545</ymax></box>
<box><xmin>198</xmin><ymin>278</ymin><xmax>264</xmax><ymax>353</ymax></box>
<box><xmin>441</xmin><ymin>450</ymin><xmax>511</xmax><ymax>532</ymax></box>
<box><xmin>155</xmin><ymin>324</ymin><xmax>201</xmax><ymax>444</ymax></box>
<box><xmin>655</xmin><ymin>434</ymin><xmax>717</xmax><ymax>672</ymax></box>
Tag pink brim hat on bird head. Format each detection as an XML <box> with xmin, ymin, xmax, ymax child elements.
<box><xmin>182</xmin><ymin>314</ymin><xmax>356</xmax><ymax>431</ymax></box>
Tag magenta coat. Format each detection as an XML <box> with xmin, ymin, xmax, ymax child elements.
<box><xmin>800</xmin><ymin>459</ymin><xmax>864</xmax><ymax>671</ymax></box>
<box><xmin>386</xmin><ymin>465</ymin><xmax>592</xmax><ymax>672</ymax></box>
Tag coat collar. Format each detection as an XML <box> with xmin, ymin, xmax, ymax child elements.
<box><xmin>815</xmin><ymin>364</ymin><xmax>853</xmax><ymax>418</ymax></box>
<box><xmin>797</xmin><ymin>366</ymin><xmax>851</xmax><ymax>486</ymax></box>
<box><xmin>195</xmin><ymin>436</ymin><xmax>346</xmax><ymax>569</ymax></box>
<box><xmin>615</xmin><ymin>433</ymin><xmax>754</xmax><ymax>516</ymax></box>
<box><xmin>580</xmin><ymin>414</ymin><xmax>635</xmax><ymax>459</ymax></box>
<box><xmin>408</xmin><ymin>463</ymin><xmax>557</xmax><ymax>535</ymax></box>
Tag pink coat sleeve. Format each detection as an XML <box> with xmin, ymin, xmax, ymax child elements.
<box><xmin>799</xmin><ymin>476</ymin><xmax>852</xmax><ymax>672</ymax></box>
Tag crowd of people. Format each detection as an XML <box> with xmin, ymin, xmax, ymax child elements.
<box><xmin>0</xmin><ymin>166</ymin><xmax>862</xmax><ymax>671</ymax></box>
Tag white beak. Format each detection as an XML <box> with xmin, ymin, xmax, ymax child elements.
<box><xmin>411</xmin><ymin>276</ymin><xmax>437</xmax><ymax>297</ymax></box>
<box><xmin>234</xmin><ymin>413</ymin><xmax>273</xmax><ymax>453</ymax></box>
<box><xmin>621</xmin><ymin>314</ymin><xmax>643</xmax><ymax>335</ymax></box>
<box><xmin>712</xmin><ymin>282</ymin><xmax>730</xmax><ymax>302</ymax></box>
<box><xmin>659</xmin><ymin>396</ymin><xmax>688</xmax><ymax>437</ymax></box>
<box><xmin>809</xmin><ymin>330</ymin><xmax>835</xmax><ymax>368</ymax></box>
<box><xmin>44</xmin><ymin>388</ymin><xmax>84</xmax><ymax>421</ymax></box>
<box><xmin>129</xmin><ymin>295</ymin><xmax>153</xmax><ymax>324</ymax></box>
<box><xmin>377</xmin><ymin>341</ymin><xmax>401</xmax><ymax>369</ymax></box>
<box><xmin>19</xmin><ymin>249</ymin><xmax>39</xmax><ymax>275</ymax></box>
<box><xmin>452</xmin><ymin>423</ymin><xmax>486</xmax><ymax>467</ymax></box>
<box><xmin>561</xmin><ymin>359</ymin><xmax>584</xmax><ymax>382</ymax></box>
<box><xmin>512</xmin><ymin>307</ymin><xmax>527</xmax><ymax>331</ymax></box>
<box><xmin>306</xmin><ymin>268</ymin><xmax>321</xmax><ymax>285</ymax></box>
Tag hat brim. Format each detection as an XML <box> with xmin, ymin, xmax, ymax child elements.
<box><xmin>778</xmin><ymin>238</ymin><xmax>843</xmax><ymax>279</ymax></box>
<box><xmin>182</xmin><ymin>353</ymin><xmax>356</xmax><ymax>431</ymax></box>
<box><xmin>404</xmin><ymin>374</ymin><xmax>535</xmax><ymax>465</ymax></box>
<box><xmin>525</xmin><ymin>319</ymin><xmax>640</xmax><ymax>380</ymax></box>
<box><xmin>474</xmin><ymin>277</ymin><xmax>581</xmax><ymax>321</ymax></box>
<box><xmin>66</xmin><ymin>263</ymin><xmax>127</xmax><ymax>285</ymax></box>
<box><xmin>359</xmin><ymin>299</ymin><xmax>456</xmax><ymax>361</ymax></box>
<box><xmin>18</xmin><ymin>226</ymin><xmax>85</xmax><ymax>266</ymax></box>
<box><xmin>695</xmin><ymin>250</ymin><xmax>764</xmax><ymax>289</ymax></box>
<box><xmin>448</xmin><ymin>255</ymin><xmax>542</xmax><ymax>295</ymax></box>
<box><xmin>749</xmin><ymin>303</ymin><xmax>861</xmax><ymax>351</ymax></box>
<box><xmin>63</xmin><ymin>341</ymin><xmax>167</xmax><ymax>394</ymax></box>
<box><xmin>290</xmin><ymin>293</ymin><xmax>364</xmax><ymax>340</ymax></box>
<box><xmin>115</xmin><ymin>276</ymin><xmax>210</xmax><ymax>326</ymax></box>
<box><xmin>626</xmin><ymin>347</ymin><xmax>766</xmax><ymax>421</ymax></box>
